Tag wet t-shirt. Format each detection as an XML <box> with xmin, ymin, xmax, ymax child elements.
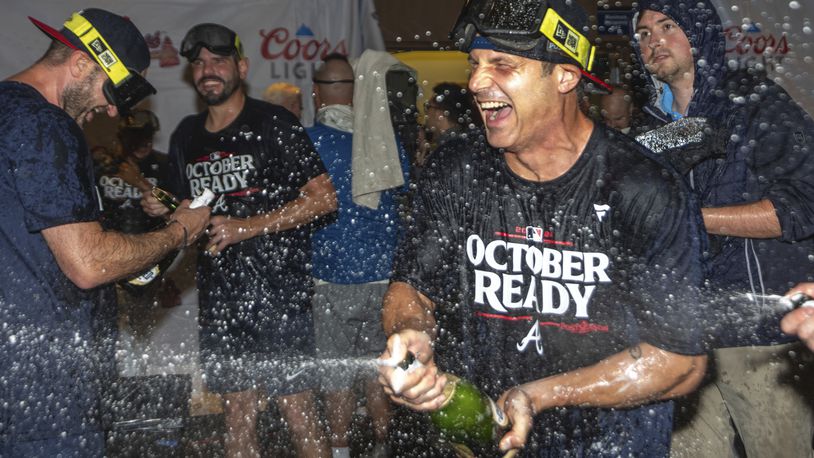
<box><xmin>0</xmin><ymin>82</ymin><xmax>105</xmax><ymax>445</ymax></box>
<box><xmin>394</xmin><ymin>124</ymin><xmax>706</xmax><ymax>455</ymax></box>
<box><xmin>168</xmin><ymin>97</ymin><xmax>327</xmax><ymax>310</ymax></box>
<box><xmin>96</xmin><ymin>151</ymin><xmax>170</xmax><ymax>234</ymax></box>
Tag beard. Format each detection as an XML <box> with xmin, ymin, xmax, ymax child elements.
<box><xmin>646</xmin><ymin>53</ymin><xmax>692</xmax><ymax>85</ymax></box>
<box><xmin>196</xmin><ymin>75</ymin><xmax>241</xmax><ymax>106</ymax></box>
<box><xmin>63</xmin><ymin>67</ymin><xmax>103</xmax><ymax>124</ymax></box>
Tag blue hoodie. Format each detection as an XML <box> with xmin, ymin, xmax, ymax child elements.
<box><xmin>634</xmin><ymin>0</ymin><xmax>814</xmax><ymax>293</ymax></box>
<box><xmin>633</xmin><ymin>0</ymin><xmax>814</xmax><ymax>346</ymax></box>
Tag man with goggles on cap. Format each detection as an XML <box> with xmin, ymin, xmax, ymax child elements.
<box><xmin>142</xmin><ymin>22</ymin><xmax>336</xmax><ymax>458</ymax></box>
<box><xmin>0</xmin><ymin>8</ymin><xmax>211</xmax><ymax>456</ymax></box>
<box><xmin>377</xmin><ymin>0</ymin><xmax>708</xmax><ymax>455</ymax></box>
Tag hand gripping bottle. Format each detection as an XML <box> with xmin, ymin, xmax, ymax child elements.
<box><xmin>398</xmin><ymin>353</ymin><xmax>512</xmax><ymax>458</ymax></box>
<box><xmin>122</xmin><ymin>189</ymin><xmax>214</xmax><ymax>292</ymax></box>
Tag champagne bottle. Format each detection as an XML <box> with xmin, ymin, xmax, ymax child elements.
<box><xmin>121</xmin><ymin>189</ymin><xmax>214</xmax><ymax>293</ymax></box>
<box><xmin>150</xmin><ymin>186</ymin><xmax>180</xmax><ymax>212</ymax></box>
<box><xmin>398</xmin><ymin>353</ymin><xmax>511</xmax><ymax>458</ymax></box>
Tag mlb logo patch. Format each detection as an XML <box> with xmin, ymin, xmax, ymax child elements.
<box><xmin>526</xmin><ymin>226</ymin><xmax>544</xmax><ymax>242</ymax></box>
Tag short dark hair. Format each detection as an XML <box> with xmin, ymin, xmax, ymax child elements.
<box><xmin>541</xmin><ymin>60</ymin><xmax>556</xmax><ymax>77</ymax></box>
<box><xmin>37</xmin><ymin>40</ymin><xmax>74</xmax><ymax>66</ymax></box>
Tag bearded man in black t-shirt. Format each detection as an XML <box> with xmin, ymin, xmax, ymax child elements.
<box><xmin>142</xmin><ymin>24</ymin><xmax>336</xmax><ymax>458</ymax></box>
<box><xmin>377</xmin><ymin>1</ymin><xmax>709</xmax><ymax>456</ymax></box>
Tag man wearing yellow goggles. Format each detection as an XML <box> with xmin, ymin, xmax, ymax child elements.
<box><xmin>0</xmin><ymin>8</ymin><xmax>209</xmax><ymax>456</ymax></box>
<box><xmin>378</xmin><ymin>0</ymin><xmax>707</xmax><ymax>456</ymax></box>
<box><xmin>29</xmin><ymin>8</ymin><xmax>156</xmax><ymax>118</ymax></box>
<box><xmin>451</xmin><ymin>0</ymin><xmax>609</xmax><ymax>91</ymax></box>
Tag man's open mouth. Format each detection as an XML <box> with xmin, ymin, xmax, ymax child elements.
<box><xmin>480</xmin><ymin>101</ymin><xmax>512</xmax><ymax>122</ymax></box>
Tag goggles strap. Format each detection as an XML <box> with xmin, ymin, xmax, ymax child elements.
<box><xmin>64</xmin><ymin>12</ymin><xmax>131</xmax><ymax>86</ymax></box>
<box><xmin>539</xmin><ymin>8</ymin><xmax>594</xmax><ymax>71</ymax></box>
<box><xmin>233</xmin><ymin>35</ymin><xmax>244</xmax><ymax>59</ymax></box>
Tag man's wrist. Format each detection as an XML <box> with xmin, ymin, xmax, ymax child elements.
<box><xmin>166</xmin><ymin>219</ymin><xmax>189</xmax><ymax>249</ymax></box>
<box><xmin>244</xmin><ymin>216</ymin><xmax>261</xmax><ymax>238</ymax></box>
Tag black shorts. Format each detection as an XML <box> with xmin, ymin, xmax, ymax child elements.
<box><xmin>198</xmin><ymin>286</ymin><xmax>317</xmax><ymax>395</ymax></box>
<box><xmin>1</xmin><ymin>432</ymin><xmax>104</xmax><ymax>457</ymax></box>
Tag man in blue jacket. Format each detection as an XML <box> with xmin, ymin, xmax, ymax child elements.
<box><xmin>632</xmin><ymin>0</ymin><xmax>814</xmax><ymax>455</ymax></box>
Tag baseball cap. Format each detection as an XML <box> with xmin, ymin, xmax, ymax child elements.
<box><xmin>180</xmin><ymin>23</ymin><xmax>244</xmax><ymax>60</ymax></box>
<box><xmin>452</xmin><ymin>0</ymin><xmax>610</xmax><ymax>91</ymax></box>
<box><xmin>29</xmin><ymin>8</ymin><xmax>156</xmax><ymax>113</ymax></box>
<box><xmin>452</xmin><ymin>0</ymin><xmax>592</xmax><ymax>66</ymax></box>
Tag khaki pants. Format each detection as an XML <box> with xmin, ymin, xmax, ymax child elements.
<box><xmin>672</xmin><ymin>344</ymin><xmax>814</xmax><ymax>458</ymax></box>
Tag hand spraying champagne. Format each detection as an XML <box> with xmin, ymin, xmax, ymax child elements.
<box><xmin>382</xmin><ymin>339</ymin><xmax>513</xmax><ymax>458</ymax></box>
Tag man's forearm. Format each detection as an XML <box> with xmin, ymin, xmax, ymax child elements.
<box><xmin>518</xmin><ymin>343</ymin><xmax>707</xmax><ymax>413</ymax></box>
<box><xmin>702</xmin><ymin>199</ymin><xmax>781</xmax><ymax>238</ymax></box>
<box><xmin>44</xmin><ymin>221</ymin><xmax>185</xmax><ymax>289</ymax></box>
<box><xmin>92</xmin><ymin>223</ymin><xmax>185</xmax><ymax>282</ymax></box>
<box><xmin>382</xmin><ymin>281</ymin><xmax>437</xmax><ymax>339</ymax></box>
<box><xmin>246</xmin><ymin>174</ymin><xmax>337</xmax><ymax>236</ymax></box>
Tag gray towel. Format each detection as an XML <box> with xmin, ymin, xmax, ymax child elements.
<box><xmin>350</xmin><ymin>50</ymin><xmax>413</xmax><ymax>209</ymax></box>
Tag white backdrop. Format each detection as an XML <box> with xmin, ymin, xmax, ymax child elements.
<box><xmin>0</xmin><ymin>0</ymin><xmax>383</xmax><ymax>151</ymax></box>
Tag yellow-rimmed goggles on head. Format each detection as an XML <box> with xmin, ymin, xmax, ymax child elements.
<box><xmin>451</xmin><ymin>0</ymin><xmax>595</xmax><ymax>72</ymax></box>
<box><xmin>63</xmin><ymin>12</ymin><xmax>156</xmax><ymax>113</ymax></box>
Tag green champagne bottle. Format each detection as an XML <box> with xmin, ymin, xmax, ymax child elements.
<box><xmin>150</xmin><ymin>186</ymin><xmax>180</xmax><ymax>212</ymax></box>
<box><xmin>399</xmin><ymin>353</ymin><xmax>510</xmax><ymax>457</ymax></box>
<box><xmin>121</xmin><ymin>186</ymin><xmax>181</xmax><ymax>292</ymax></box>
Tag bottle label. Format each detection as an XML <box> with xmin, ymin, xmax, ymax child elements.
<box><xmin>127</xmin><ymin>265</ymin><xmax>160</xmax><ymax>285</ymax></box>
<box><xmin>489</xmin><ymin>397</ymin><xmax>509</xmax><ymax>428</ymax></box>
<box><xmin>450</xmin><ymin>443</ymin><xmax>476</xmax><ymax>458</ymax></box>
<box><xmin>151</xmin><ymin>187</ymin><xmax>179</xmax><ymax>211</ymax></box>
<box><xmin>438</xmin><ymin>374</ymin><xmax>460</xmax><ymax>410</ymax></box>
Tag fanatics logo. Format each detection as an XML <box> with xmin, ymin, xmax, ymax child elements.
<box><xmin>794</xmin><ymin>130</ymin><xmax>806</xmax><ymax>145</ymax></box>
<box><xmin>593</xmin><ymin>204</ymin><xmax>610</xmax><ymax>222</ymax></box>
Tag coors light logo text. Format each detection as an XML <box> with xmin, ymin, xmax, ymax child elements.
<box><xmin>260</xmin><ymin>25</ymin><xmax>348</xmax><ymax>80</ymax></box>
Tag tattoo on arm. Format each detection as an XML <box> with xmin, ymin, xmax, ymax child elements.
<box><xmin>629</xmin><ymin>345</ymin><xmax>642</xmax><ymax>360</ymax></box>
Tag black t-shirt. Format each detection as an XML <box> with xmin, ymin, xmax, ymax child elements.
<box><xmin>394</xmin><ymin>124</ymin><xmax>706</xmax><ymax>397</ymax></box>
<box><xmin>0</xmin><ymin>81</ymin><xmax>106</xmax><ymax>443</ymax></box>
<box><xmin>168</xmin><ymin>97</ymin><xmax>327</xmax><ymax>309</ymax></box>
<box><xmin>96</xmin><ymin>151</ymin><xmax>170</xmax><ymax>234</ymax></box>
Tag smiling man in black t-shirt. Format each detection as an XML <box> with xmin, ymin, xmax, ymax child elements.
<box><xmin>377</xmin><ymin>0</ymin><xmax>709</xmax><ymax>456</ymax></box>
<box><xmin>142</xmin><ymin>23</ymin><xmax>336</xmax><ymax>458</ymax></box>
